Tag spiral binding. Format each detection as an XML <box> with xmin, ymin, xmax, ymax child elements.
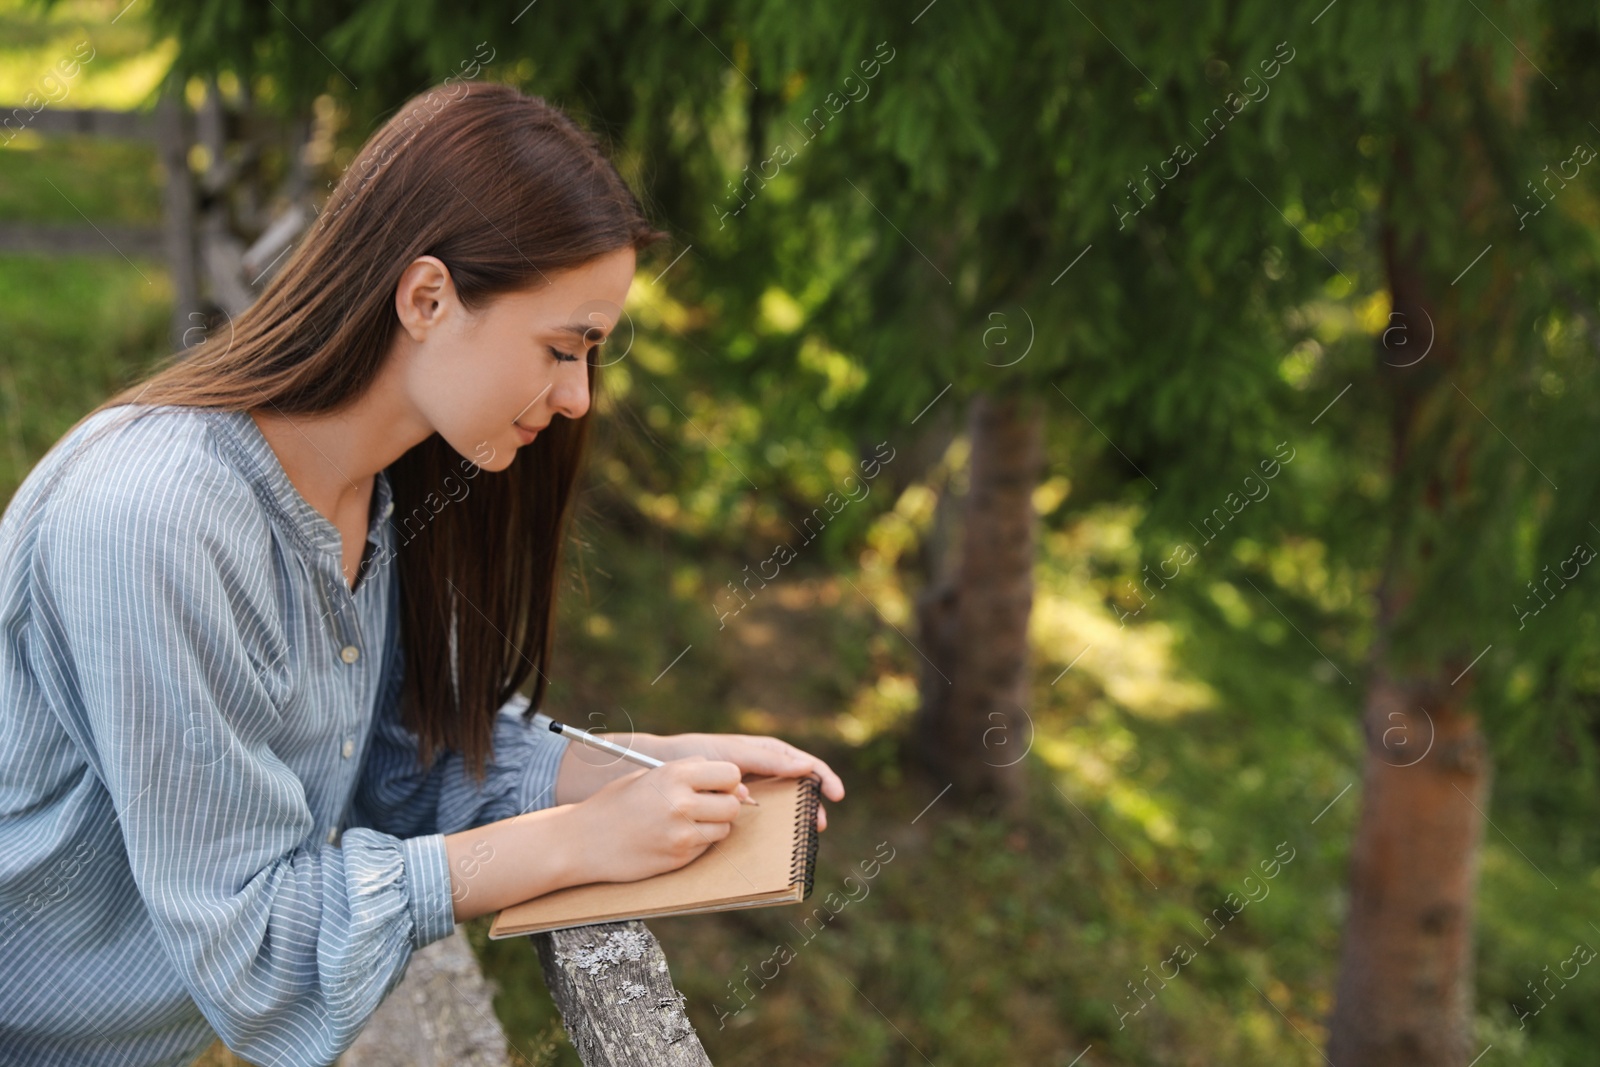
<box><xmin>790</xmin><ymin>774</ymin><xmax>823</xmax><ymax>900</ymax></box>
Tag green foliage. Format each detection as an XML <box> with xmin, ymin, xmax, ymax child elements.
<box><xmin>13</xmin><ymin>0</ymin><xmax>1600</xmax><ymax>1060</ymax></box>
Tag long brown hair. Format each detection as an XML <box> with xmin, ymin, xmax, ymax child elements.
<box><xmin>82</xmin><ymin>81</ymin><xmax>665</xmax><ymax>774</ymax></box>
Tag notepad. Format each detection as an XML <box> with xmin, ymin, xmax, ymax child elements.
<box><xmin>488</xmin><ymin>774</ymin><xmax>822</xmax><ymax>938</ymax></box>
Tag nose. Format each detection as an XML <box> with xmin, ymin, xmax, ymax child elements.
<box><xmin>549</xmin><ymin>361</ymin><xmax>591</xmax><ymax>421</ymax></box>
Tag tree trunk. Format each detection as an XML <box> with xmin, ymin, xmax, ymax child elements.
<box><xmin>912</xmin><ymin>392</ymin><xmax>1043</xmax><ymax>808</ymax></box>
<box><xmin>1328</xmin><ymin>112</ymin><xmax>1497</xmax><ymax>1061</ymax></box>
<box><xmin>1327</xmin><ymin>672</ymin><xmax>1490</xmax><ymax>1065</ymax></box>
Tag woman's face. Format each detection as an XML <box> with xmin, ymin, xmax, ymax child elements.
<box><xmin>398</xmin><ymin>246</ymin><xmax>637</xmax><ymax>471</ymax></box>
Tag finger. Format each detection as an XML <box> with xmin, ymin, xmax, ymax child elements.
<box><xmin>710</xmin><ymin>737</ymin><xmax>846</xmax><ymax>802</ymax></box>
<box><xmin>700</xmin><ymin>819</ymin><xmax>734</xmax><ymax>843</ymax></box>
<box><xmin>739</xmin><ymin>742</ymin><xmax>844</xmax><ymax>799</ymax></box>
<box><xmin>814</xmin><ymin>763</ymin><xmax>845</xmax><ymax>802</ymax></box>
<box><xmin>753</xmin><ymin>739</ymin><xmax>843</xmax><ymax>799</ymax></box>
<box><xmin>781</xmin><ymin>750</ymin><xmax>844</xmax><ymax>802</ymax></box>
<box><xmin>677</xmin><ymin>758</ymin><xmax>744</xmax><ymax>792</ymax></box>
<box><xmin>682</xmin><ymin>790</ymin><xmax>742</xmax><ymax>823</ymax></box>
<box><xmin>816</xmin><ymin>803</ymin><xmax>827</xmax><ymax>832</ymax></box>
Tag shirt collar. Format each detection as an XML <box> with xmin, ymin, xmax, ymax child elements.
<box><xmin>205</xmin><ymin>408</ymin><xmax>394</xmax><ymax>562</ymax></box>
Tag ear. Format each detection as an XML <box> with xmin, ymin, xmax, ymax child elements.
<box><xmin>395</xmin><ymin>255</ymin><xmax>456</xmax><ymax>342</ymax></box>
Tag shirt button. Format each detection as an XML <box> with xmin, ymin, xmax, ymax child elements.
<box><xmin>341</xmin><ymin>738</ymin><xmax>355</xmax><ymax>759</ymax></box>
<box><xmin>326</xmin><ymin>828</ymin><xmax>339</xmax><ymax>845</ymax></box>
<box><xmin>340</xmin><ymin>645</ymin><xmax>360</xmax><ymax>664</ymax></box>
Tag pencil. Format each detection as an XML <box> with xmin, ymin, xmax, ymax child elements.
<box><xmin>547</xmin><ymin>720</ymin><xmax>758</xmax><ymax>804</ymax></box>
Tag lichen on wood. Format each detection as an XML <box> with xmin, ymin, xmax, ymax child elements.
<box><xmin>531</xmin><ymin>921</ymin><xmax>714</xmax><ymax>1066</ymax></box>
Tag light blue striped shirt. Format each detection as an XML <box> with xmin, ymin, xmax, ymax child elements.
<box><xmin>0</xmin><ymin>404</ymin><xmax>571</xmax><ymax>1066</ymax></box>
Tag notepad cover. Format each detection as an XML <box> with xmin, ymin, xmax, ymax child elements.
<box><xmin>488</xmin><ymin>774</ymin><xmax>821</xmax><ymax>937</ymax></box>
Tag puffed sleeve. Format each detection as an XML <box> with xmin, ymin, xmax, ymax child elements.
<box><xmin>29</xmin><ymin>449</ymin><xmax>456</xmax><ymax>1065</ymax></box>
<box><xmin>350</xmin><ymin>583</ymin><xmax>573</xmax><ymax>839</ymax></box>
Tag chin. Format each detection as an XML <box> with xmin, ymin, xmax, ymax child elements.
<box><xmin>481</xmin><ymin>440</ymin><xmax>519</xmax><ymax>471</ymax></box>
<box><xmin>446</xmin><ymin>428</ymin><xmax>514</xmax><ymax>473</ymax></box>
<box><xmin>475</xmin><ymin>450</ymin><xmax>516</xmax><ymax>473</ymax></box>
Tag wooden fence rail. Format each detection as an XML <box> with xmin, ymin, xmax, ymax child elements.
<box><xmin>7</xmin><ymin>90</ymin><xmax>306</xmax><ymax>348</ymax></box>
<box><xmin>532</xmin><ymin>922</ymin><xmax>715</xmax><ymax>1066</ymax></box>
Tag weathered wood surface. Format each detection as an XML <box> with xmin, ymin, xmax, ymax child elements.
<box><xmin>340</xmin><ymin>928</ymin><xmax>510</xmax><ymax>1067</ymax></box>
<box><xmin>25</xmin><ymin>107</ymin><xmax>285</xmax><ymax>143</ymax></box>
<box><xmin>155</xmin><ymin>92</ymin><xmax>200</xmax><ymax>350</ymax></box>
<box><xmin>0</xmin><ymin>222</ymin><xmax>164</xmax><ymax>258</ymax></box>
<box><xmin>26</xmin><ymin>107</ymin><xmax>158</xmax><ymax>140</ymax></box>
<box><xmin>532</xmin><ymin>923</ymin><xmax>714</xmax><ymax>1066</ymax></box>
<box><xmin>18</xmin><ymin>92</ymin><xmax>308</xmax><ymax>347</ymax></box>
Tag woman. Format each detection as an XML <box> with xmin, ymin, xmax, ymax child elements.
<box><xmin>0</xmin><ymin>81</ymin><xmax>844</xmax><ymax>1066</ymax></box>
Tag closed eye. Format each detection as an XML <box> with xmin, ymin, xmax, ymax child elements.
<box><xmin>549</xmin><ymin>346</ymin><xmax>580</xmax><ymax>363</ymax></box>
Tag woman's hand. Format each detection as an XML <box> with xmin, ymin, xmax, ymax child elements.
<box><xmin>566</xmin><ymin>756</ymin><xmax>747</xmax><ymax>884</ymax></box>
<box><xmin>653</xmin><ymin>733</ymin><xmax>844</xmax><ymax>831</ymax></box>
<box><xmin>446</xmin><ymin>755</ymin><xmax>749</xmax><ymax>919</ymax></box>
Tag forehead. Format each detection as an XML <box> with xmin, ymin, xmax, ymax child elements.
<box><xmin>496</xmin><ymin>248</ymin><xmax>635</xmax><ymax>334</ymax></box>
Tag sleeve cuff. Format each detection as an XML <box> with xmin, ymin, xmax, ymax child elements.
<box><xmin>401</xmin><ymin>833</ymin><xmax>457</xmax><ymax>949</ymax></box>
<box><xmin>519</xmin><ymin>710</ymin><xmax>572</xmax><ymax>814</ymax></box>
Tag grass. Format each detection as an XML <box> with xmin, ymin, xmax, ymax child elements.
<box><xmin>0</xmin><ymin>0</ymin><xmax>174</xmax><ymax>501</ymax></box>
<box><xmin>0</xmin><ymin>251</ymin><xmax>171</xmax><ymax>499</ymax></box>
<box><xmin>488</xmin><ymin>511</ymin><xmax>1347</xmax><ymax>1067</ymax></box>
<box><xmin>0</xmin><ymin>134</ymin><xmax>165</xmax><ymax>223</ymax></box>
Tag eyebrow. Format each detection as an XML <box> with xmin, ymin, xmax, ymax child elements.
<box><xmin>551</xmin><ymin>322</ymin><xmax>611</xmax><ymax>342</ymax></box>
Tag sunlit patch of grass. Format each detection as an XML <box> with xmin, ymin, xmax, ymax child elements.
<box><xmin>831</xmin><ymin>670</ymin><xmax>917</xmax><ymax>746</ymax></box>
<box><xmin>0</xmin><ymin>0</ymin><xmax>171</xmax><ymax>110</ymax></box>
<box><xmin>1034</xmin><ymin>512</ymin><xmax>1218</xmax><ymax>721</ymax></box>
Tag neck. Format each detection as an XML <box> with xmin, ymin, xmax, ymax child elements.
<box><xmin>248</xmin><ymin>360</ymin><xmax>432</xmax><ymax>523</ymax></box>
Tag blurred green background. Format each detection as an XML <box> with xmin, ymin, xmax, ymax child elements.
<box><xmin>5</xmin><ymin>0</ymin><xmax>1600</xmax><ymax>1064</ymax></box>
